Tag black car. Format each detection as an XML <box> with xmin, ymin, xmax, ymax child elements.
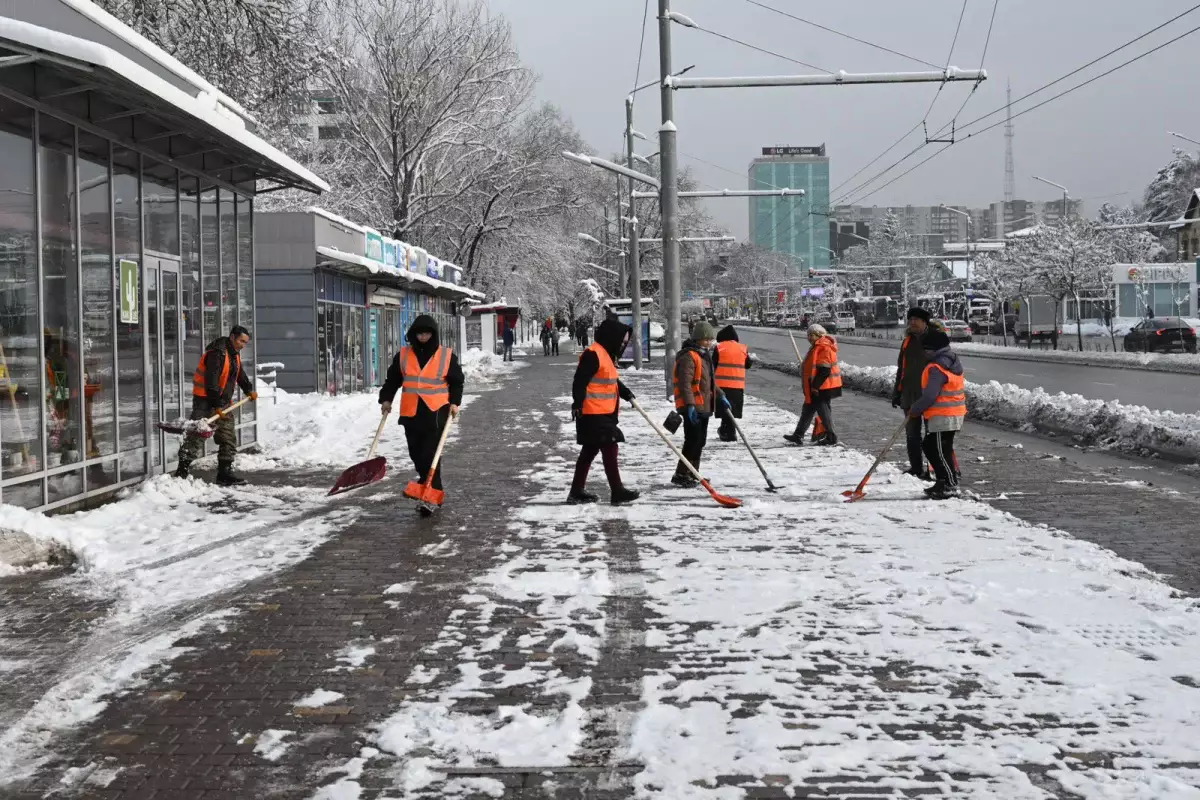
<box><xmin>990</xmin><ymin>314</ymin><xmax>1017</xmax><ymax>336</ymax></box>
<box><xmin>1123</xmin><ymin>317</ymin><xmax>1197</xmax><ymax>354</ymax></box>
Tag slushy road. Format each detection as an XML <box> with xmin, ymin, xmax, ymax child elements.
<box><xmin>740</xmin><ymin>326</ymin><xmax>1200</xmax><ymax>414</ymax></box>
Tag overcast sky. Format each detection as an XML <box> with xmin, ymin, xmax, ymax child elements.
<box><xmin>487</xmin><ymin>0</ymin><xmax>1200</xmax><ymax>239</ymax></box>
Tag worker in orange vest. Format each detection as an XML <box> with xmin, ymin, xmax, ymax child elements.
<box><xmin>672</xmin><ymin>321</ymin><xmax>729</xmax><ymax>487</ymax></box>
<box><xmin>379</xmin><ymin>315</ymin><xmax>464</xmax><ymax>506</ymax></box>
<box><xmin>567</xmin><ymin>318</ymin><xmax>640</xmax><ymax>505</ymax></box>
<box><xmin>907</xmin><ymin>328</ymin><xmax>966</xmax><ymax>500</ymax></box>
<box><xmin>176</xmin><ymin>325</ymin><xmax>257</xmax><ymax>484</ymax></box>
<box><xmin>783</xmin><ymin>324</ymin><xmax>841</xmax><ymax>446</ymax></box>
<box><xmin>713</xmin><ymin>325</ymin><xmax>751</xmax><ymax>442</ymax></box>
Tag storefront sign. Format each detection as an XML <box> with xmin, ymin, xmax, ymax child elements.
<box><xmin>777</xmin><ymin>290</ymin><xmax>786</xmax><ymax>303</ymax></box>
<box><xmin>426</xmin><ymin>256</ymin><xmax>442</xmax><ymax>279</ymax></box>
<box><xmin>119</xmin><ymin>259</ymin><xmax>139</xmax><ymax>323</ymax></box>
<box><xmin>408</xmin><ymin>246</ymin><xmax>422</xmax><ymax>273</ymax></box>
<box><xmin>383</xmin><ymin>239</ymin><xmax>398</xmax><ymax>267</ymax></box>
<box><xmin>365</xmin><ymin>231</ymin><xmax>384</xmax><ymax>262</ymax></box>
<box><xmin>1122</xmin><ymin>264</ymin><xmax>1190</xmax><ymax>283</ymax></box>
<box><xmin>762</xmin><ymin>145</ymin><xmax>825</xmax><ymax>157</ymax></box>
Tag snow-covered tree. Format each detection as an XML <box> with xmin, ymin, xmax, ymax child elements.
<box><xmin>1027</xmin><ymin>216</ymin><xmax>1115</xmax><ymax>351</ymax></box>
<box><xmin>1144</xmin><ymin>149</ymin><xmax>1200</xmax><ymax>224</ymax></box>
<box><xmin>973</xmin><ymin>250</ymin><xmax>1020</xmax><ymax>345</ymax></box>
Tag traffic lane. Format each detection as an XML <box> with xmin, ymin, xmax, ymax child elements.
<box><xmin>740</xmin><ymin>327</ymin><xmax>1200</xmax><ymax>415</ymax></box>
<box><xmin>741</xmin><ymin>365</ymin><xmax>1200</xmax><ymax>597</ymax></box>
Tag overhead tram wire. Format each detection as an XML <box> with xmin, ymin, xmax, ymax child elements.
<box><xmin>690</xmin><ymin>23</ymin><xmax>832</xmax><ymax>73</ymax></box>
<box><xmin>740</xmin><ymin>0</ymin><xmax>942</xmax><ymax>69</ymax></box>
<box><xmin>632</xmin><ymin>0</ymin><xmax>651</xmax><ymax>91</ymax></box>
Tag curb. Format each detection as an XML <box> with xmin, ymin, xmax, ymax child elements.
<box><xmin>740</xmin><ymin>324</ymin><xmax>1200</xmax><ymax>376</ymax></box>
<box><xmin>758</xmin><ymin>361</ymin><xmax>1199</xmax><ymax>465</ymax></box>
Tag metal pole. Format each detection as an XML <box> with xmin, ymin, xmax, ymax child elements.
<box><xmin>626</xmin><ymin>95</ymin><xmax>644</xmax><ymax>369</ymax></box>
<box><xmin>602</xmin><ymin>203</ymin><xmax>611</xmax><ymax>296</ymax></box>
<box><xmin>659</xmin><ymin>0</ymin><xmax>681</xmax><ymax>396</ymax></box>
<box><xmin>616</xmin><ymin>175</ymin><xmax>626</xmax><ymax>295</ymax></box>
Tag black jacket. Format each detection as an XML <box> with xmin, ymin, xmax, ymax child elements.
<box><xmin>200</xmin><ymin>336</ymin><xmax>254</xmax><ymax>410</ymax></box>
<box><xmin>503</xmin><ymin>327</ymin><xmax>515</xmax><ymax>345</ymax></box>
<box><xmin>572</xmin><ymin>318</ymin><xmax>633</xmax><ymax>446</ymax></box>
<box><xmin>894</xmin><ymin>332</ymin><xmax>929</xmax><ymax>409</ymax></box>
<box><xmin>714</xmin><ymin>325</ymin><xmax>752</xmax><ymax>383</ymax></box>
<box><xmin>379</xmin><ymin>315</ymin><xmax>464</xmax><ymax>426</ymax></box>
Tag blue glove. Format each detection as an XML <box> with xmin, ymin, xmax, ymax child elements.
<box><xmin>685</xmin><ymin>404</ymin><xmax>700</xmax><ymax>425</ymax></box>
<box><xmin>719</xmin><ymin>395</ymin><xmax>732</xmax><ymax>412</ymax></box>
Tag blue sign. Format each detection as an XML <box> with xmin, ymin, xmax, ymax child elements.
<box><xmin>426</xmin><ymin>256</ymin><xmax>442</xmax><ymax>279</ymax></box>
<box><xmin>364</xmin><ymin>231</ymin><xmax>384</xmax><ymax>262</ymax></box>
<box><xmin>383</xmin><ymin>239</ymin><xmax>398</xmax><ymax>267</ymax></box>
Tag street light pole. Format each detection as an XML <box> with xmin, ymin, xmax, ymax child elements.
<box><xmin>1032</xmin><ymin>175</ymin><xmax>1070</xmax><ymax>220</ymax></box>
<box><xmin>940</xmin><ymin>205</ymin><xmax>974</xmax><ymax>320</ymax></box>
<box><xmin>1169</xmin><ymin>130</ymin><xmax>1200</xmax><ymax>148</ymax></box>
<box><xmin>658</xmin><ymin>0</ymin><xmax>681</xmax><ymax>396</ymax></box>
<box><xmin>625</xmin><ymin>95</ymin><xmax>645</xmax><ymax>368</ymax></box>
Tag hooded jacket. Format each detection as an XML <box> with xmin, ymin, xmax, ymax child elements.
<box><xmin>908</xmin><ymin>346</ymin><xmax>965</xmax><ymax>429</ymax></box>
<box><xmin>572</xmin><ymin>318</ymin><xmax>633</xmax><ymax>446</ymax></box>
<box><xmin>894</xmin><ymin>329</ymin><xmax>930</xmax><ymax>409</ymax></box>
<box><xmin>197</xmin><ymin>336</ymin><xmax>254</xmax><ymax>410</ymax></box>
<box><xmin>714</xmin><ymin>325</ymin><xmax>752</xmax><ymax>381</ymax></box>
<box><xmin>379</xmin><ymin>314</ymin><xmax>465</xmax><ymax>416</ymax></box>
<box><xmin>675</xmin><ymin>338</ymin><xmax>719</xmax><ymax>414</ymax></box>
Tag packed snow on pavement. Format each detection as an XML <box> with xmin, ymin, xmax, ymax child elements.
<box><xmin>311</xmin><ymin>370</ymin><xmax>1200</xmax><ymax>798</ymax></box>
<box><xmin>835</xmin><ymin>361</ymin><xmax>1200</xmax><ymax>462</ymax></box>
<box><xmin>0</xmin><ymin>347</ymin><xmax>522</xmax><ymax>784</ymax></box>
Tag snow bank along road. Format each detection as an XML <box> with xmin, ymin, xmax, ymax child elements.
<box><xmin>5</xmin><ymin>355</ymin><xmax>1200</xmax><ymax>798</ymax></box>
<box><xmin>741</xmin><ymin>327</ymin><xmax>1200</xmax><ymax>416</ymax></box>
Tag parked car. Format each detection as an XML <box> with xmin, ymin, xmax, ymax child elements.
<box><xmin>1122</xmin><ymin>317</ymin><xmax>1197</xmax><ymax>354</ymax></box>
<box><xmin>835</xmin><ymin>311</ymin><xmax>857</xmax><ymax>333</ymax></box>
<box><xmin>939</xmin><ymin>319</ymin><xmax>973</xmax><ymax>342</ymax></box>
<box><xmin>990</xmin><ymin>314</ymin><xmax>1017</xmax><ymax>336</ymax></box>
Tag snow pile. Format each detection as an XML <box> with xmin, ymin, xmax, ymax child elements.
<box><xmin>1061</xmin><ymin>317</ymin><xmax>1140</xmax><ymax>337</ymax></box>
<box><xmin>951</xmin><ymin>339</ymin><xmax>1200</xmax><ymax>372</ymax></box>
<box><xmin>459</xmin><ymin>347</ymin><xmax>525</xmax><ymax>383</ymax></box>
<box><xmin>833</xmin><ymin>362</ymin><xmax>1200</xmax><ymax>461</ymax></box>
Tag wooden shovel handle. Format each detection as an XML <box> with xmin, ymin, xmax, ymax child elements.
<box><xmin>203</xmin><ymin>394</ymin><xmax>254</xmax><ymax>425</ymax></box>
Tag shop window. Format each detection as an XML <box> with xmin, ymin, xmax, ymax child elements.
<box><xmin>201</xmin><ymin>187</ymin><xmax>219</xmax><ymax>342</ymax></box>
<box><xmin>0</xmin><ymin>99</ymin><xmax>41</xmax><ymax>480</ymax></box>
<box><xmin>317</xmin><ymin>301</ymin><xmax>328</xmax><ymax>393</ymax></box>
<box><xmin>40</xmin><ymin>115</ymin><xmax>84</xmax><ymax>469</ymax></box>
<box><xmin>181</xmin><ymin>176</ymin><xmax>202</xmax><ymax>381</ymax></box>
<box><xmin>78</xmin><ymin>131</ymin><xmax>116</xmax><ymax>461</ymax></box>
<box><xmin>113</xmin><ymin>147</ymin><xmax>144</xmax><ymax>458</ymax></box>
<box><xmin>143</xmin><ymin>159</ymin><xmax>179</xmax><ymax>255</ymax></box>
<box><xmin>219</xmin><ymin>190</ymin><xmax>236</xmax><ymax>335</ymax></box>
<box><xmin>237</xmin><ymin>195</ymin><xmax>254</xmax><ymax>423</ymax></box>
<box><xmin>4</xmin><ymin>478</ymin><xmax>43</xmax><ymax>510</ymax></box>
<box><xmin>350</xmin><ymin>306</ymin><xmax>364</xmax><ymax>391</ymax></box>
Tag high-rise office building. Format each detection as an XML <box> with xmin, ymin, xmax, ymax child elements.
<box><xmin>749</xmin><ymin>146</ymin><xmax>830</xmax><ymax>270</ymax></box>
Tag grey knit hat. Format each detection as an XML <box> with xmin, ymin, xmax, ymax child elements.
<box><xmin>692</xmin><ymin>321</ymin><xmax>716</xmax><ymax>341</ymax></box>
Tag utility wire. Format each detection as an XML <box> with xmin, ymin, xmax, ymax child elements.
<box><xmin>691</xmin><ymin>23</ymin><xmax>832</xmax><ymax>73</ymax></box>
<box><xmin>922</xmin><ymin>0</ymin><xmax>971</xmax><ymax>125</ymax></box>
<box><xmin>741</xmin><ymin>0</ymin><xmax>942</xmax><ymax>69</ymax></box>
<box><xmin>632</xmin><ymin>0</ymin><xmax>651</xmax><ymax>92</ymax></box>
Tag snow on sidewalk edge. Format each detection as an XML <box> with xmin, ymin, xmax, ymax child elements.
<box><xmin>763</xmin><ymin>361</ymin><xmax>1200</xmax><ymax>463</ymax></box>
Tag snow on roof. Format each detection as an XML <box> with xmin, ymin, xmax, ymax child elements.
<box><xmin>57</xmin><ymin>0</ymin><xmax>254</xmax><ymax>123</ymax></box>
<box><xmin>308</xmin><ymin>207</ymin><xmax>367</xmax><ymax>234</ymax></box>
<box><xmin>942</xmin><ymin>241</ymin><xmax>1006</xmax><ymax>252</ymax></box>
<box><xmin>0</xmin><ymin>16</ymin><xmax>329</xmax><ymax>194</ymax></box>
<box><xmin>470</xmin><ymin>302</ymin><xmax>518</xmax><ymax>313</ymax></box>
<box><xmin>1005</xmin><ymin>224</ymin><xmax>1045</xmax><ymax>238</ymax></box>
<box><xmin>316</xmin><ymin>245</ymin><xmax>484</xmax><ymax>300</ymax></box>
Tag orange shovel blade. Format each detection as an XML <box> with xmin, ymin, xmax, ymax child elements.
<box><xmin>700</xmin><ymin>479</ymin><xmax>743</xmax><ymax>509</ymax></box>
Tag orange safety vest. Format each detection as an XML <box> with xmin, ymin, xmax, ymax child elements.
<box><xmin>580</xmin><ymin>343</ymin><xmax>619</xmax><ymax>415</ymax></box>
<box><xmin>192</xmin><ymin>348</ymin><xmax>241</xmax><ymax>398</ymax></box>
<box><xmin>714</xmin><ymin>341</ymin><xmax>748</xmax><ymax>390</ymax></box>
<box><xmin>399</xmin><ymin>346</ymin><xmax>452</xmax><ymax>416</ymax></box>
<box><xmin>920</xmin><ymin>362</ymin><xmax>966</xmax><ymax>420</ymax></box>
<box><xmin>673</xmin><ymin>350</ymin><xmax>706</xmax><ymax>411</ymax></box>
<box><xmin>802</xmin><ymin>336</ymin><xmax>842</xmax><ymax>402</ymax></box>
<box><xmin>896</xmin><ymin>334</ymin><xmax>913</xmax><ymax>387</ymax></box>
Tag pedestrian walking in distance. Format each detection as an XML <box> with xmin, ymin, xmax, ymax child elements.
<box><xmin>714</xmin><ymin>325</ymin><xmax>751</xmax><ymax>443</ymax></box>
<box><xmin>541</xmin><ymin>319</ymin><xmax>552</xmax><ymax>356</ymax></box>
<box><xmin>502</xmin><ymin>324</ymin><xmax>515</xmax><ymax>362</ymax></box>
<box><xmin>672</xmin><ymin>321</ymin><xmax>729</xmax><ymax>487</ymax></box>
<box><xmin>908</xmin><ymin>328</ymin><xmax>966</xmax><ymax>500</ymax></box>
<box><xmin>551</xmin><ymin>321</ymin><xmax>560</xmax><ymax>356</ymax></box>
<box><xmin>176</xmin><ymin>325</ymin><xmax>258</xmax><ymax>485</ymax></box>
<box><xmin>784</xmin><ymin>324</ymin><xmax>842</xmax><ymax>446</ymax></box>
<box><xmin>379</xmin><ymin>315</ymin><xmax>463</xmax><ymax>507</ymax></box>
<box><xmin>576</xmin><ymin>319</ymin><xmax>589</xmax><ymax>348</ymax></box>
<box><xmin>568</xmin><ymin>318</ymin><xmax>640</xmax><ymax>506</ymax></box>
<box><xmin>892</xmin><ymin>307</ymin><xmax>934</xmax><ymax>480</ymax></box>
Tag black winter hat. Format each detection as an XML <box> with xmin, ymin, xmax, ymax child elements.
<box><xmin>716</xmin><ymin>324</ymin><xmax>739</xmax><ymax>342</ymax></box>
<box><xmin>907</xmin><ymin>307</ymin><xmax>932</xmax><ymax>323</ymax></box>
<box><xmin>922</xmin><ymin>329</ymin><xmax>951</xmax><ymax>351</ymax></box>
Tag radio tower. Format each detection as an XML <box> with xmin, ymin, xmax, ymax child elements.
<box><xmin>1003</xmin><ymin>80</ymin><xmax>1016</xmax><ymax>204</ymax></box>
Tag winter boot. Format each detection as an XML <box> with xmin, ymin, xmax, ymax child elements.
<box><xmin>173</xmin><ymin>461</ymin><xmax>191</xmax><ymax>479</ymax></box>
<box><xmin>904</xmin><ymin>467</ymin><xmax>934</xmax><ymax>482</ymax></box>
<box><xmin>818</xmin><ymin>434</ymin><xmax>839</xmax><ymax>446</ymax></box>
<box><xmin>783</xmin><ymin>433</ymin><xmax>802</xmax><ymax>445</ymax></box>
<box><xmin>215</xmin><ymin>462</ymin><xmax>247</xmax><ymax>487</ymax></box>
<box><xmin>567</xmin><ymin>489</ymin><xmax>600</xmax><ymax>505</ymax></box>
<box><xmin>927</xmin><ymin>482</ymin><xmax>960</xmax><ymax>501</ymax></box>
<box><xmin>924</xmin><ymin>481</ymin><xmax>944</xmax><ymax>496</ymax></box>
<box><xmin>671</xmin><ymin>472</ymin><xmax>698</xmax><ymax>488</ymax></box>
<box><xmin>611</xmin><ymin>486</ymin><xmax>640</xmax><ymax>505</ymax></box>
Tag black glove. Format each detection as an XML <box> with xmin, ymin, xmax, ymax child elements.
<box><xmin>891</xmin><ymin>391</ymin><xmax>902</xmax><ymax>409</ymax></box>
<box><xmin>571</xmin><ymin>406</ymin><xmax>579</xmax><ymax>422</ymax></box>
<box><xmin>619</xmin><ymin>385</ymin><xmax>635</xmax><ymax>403</ymax></box>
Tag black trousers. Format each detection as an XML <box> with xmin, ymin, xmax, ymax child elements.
<box><xmin>676</xmin><ymin>414</ymin><xmax>709</xmax><ymax>477</ymax></box>
<box><xmin>542</xmin><ymin>339</ymin><xmax>551</xmax><ymax>355</ymax></box>
<box><xmin>792</xmin><ymin>397</ymin><xmax>835</xmax><ymax>440</ymax></box>
<box><xmin>922</xmin><ymin>430</ymin><xmax>959</xmax><ymax>487</ymax></box>
<box><xmin>905</xmin><ymin>414</ymin><xmax>926</xmax><ymax>473</ymax></box>
<box><xmin>716</xmin><ymin>388</ymin><xmax>744</xmax><ymax>440</ymax></box>
<box><xmin>551</xmin><ymin>336</ymin><xmax>559</xmax><ymax>355</ymax></box>
<box><xmin>502</xmin><ymin>343</ymin><xmax>513</xmax><ymax>361</ymax></box>
<box><xmin>404</xmin><ymin>409</ymin><xmax>449</xmax><ymax>491</ymax></box>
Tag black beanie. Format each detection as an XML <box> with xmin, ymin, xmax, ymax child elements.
<box><xmin>907</xmin><ymin>307</ymin><xmax>932</xmax><ymax>323</ymax></box>
<box><xmin>922</xmin><ymin>329</ymin><xmax>951</xmax><ymax>350</ymax></box>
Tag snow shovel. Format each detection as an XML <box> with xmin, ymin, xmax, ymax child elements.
<box><xmin>842</xmin><ymin>419</ymin><xmax>908</xmax><ymax>503</ymax></box>
<box><xmin>404</xmin><ymin>411</ymin><xmax>456</xmax><ymax>506</ymax></box>
<box><xmin>328</xmin><ymin>413</ymin><xmax>391</xmax><ymax>496</ymax></box>
<box><xmin>720</xmin><ymin>407</ymin><xmax>780</xmax><ymax>493</ymax></box>
<box><xmin>629</xmin><ymin>398</ymin><xmax>742</xmax><ymax>509</ymax></box>
<box><xmin>789</xmin><ymin>333</ymin><xmax>805</xmax><ymax>365</ymax></box>
<box><xmin>157</xmin><ymin>395</ymin><xmax>253</xmax><ymax>438</ymax></box>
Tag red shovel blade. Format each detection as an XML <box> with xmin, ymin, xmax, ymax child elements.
<box><xmin>404</xmin><ymin>479</ymin><xmax>445</xmax><ymax>505</ymax></box>
<box><xmin>328</xmin><ymin>456</ymin><xmax>387</xmax><ymax>495</ymax></box>
<box><xmin>842</xmin><ymin>489</ymin><xmax>866</xmax><ymax>503</ymax></box>
<box><xmin>700</xmin><ymin>479</ymin><xmax>743</xmax><ymax>509</ymax></box>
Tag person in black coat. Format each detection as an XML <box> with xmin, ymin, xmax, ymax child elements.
<box><xmin>502</xmin><ymin>324</ymin><xmax>515</xmax><ymax>362</ymax></box>
<box><xmin>379</xmin><ymin>315</ymin><xmax>464</xmax><ymax>496</ymax></box>
<box><xmin>568</xmin><ymin>318</ymin><xmax>640</xmax><ymax>506</ymax></box>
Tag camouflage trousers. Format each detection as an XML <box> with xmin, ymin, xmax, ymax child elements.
<box><xmin>179</xmin><ymin>401</ymin><xmax>237</xmax><ymax>465</ymax></box>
